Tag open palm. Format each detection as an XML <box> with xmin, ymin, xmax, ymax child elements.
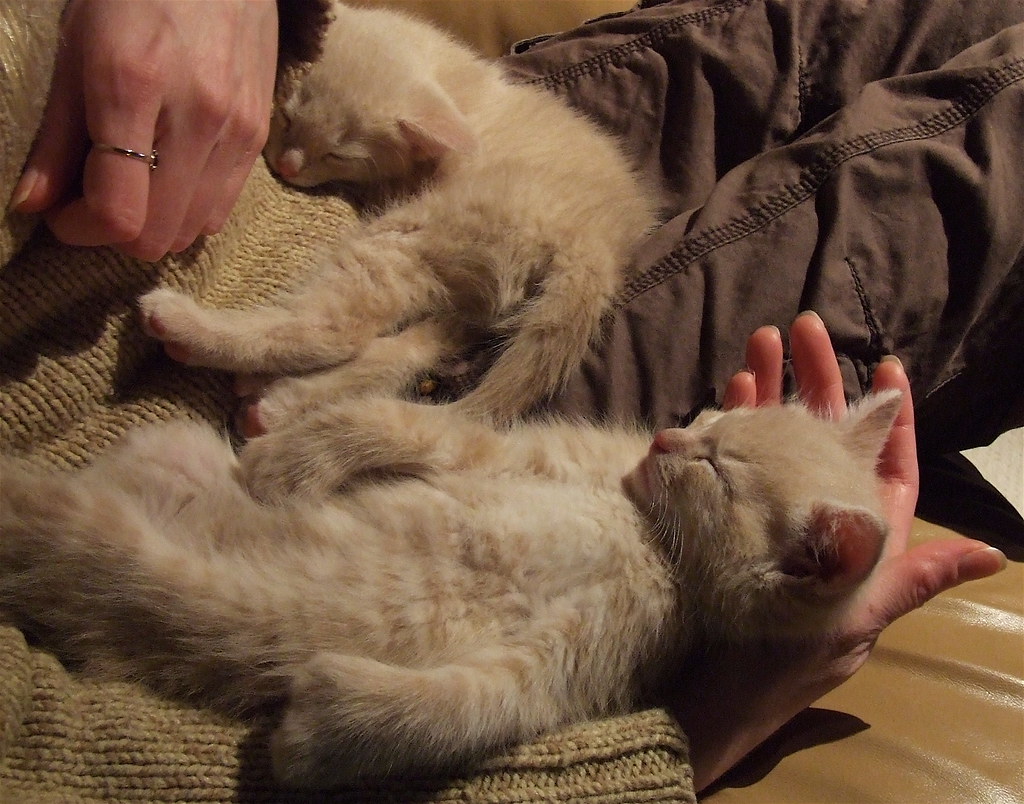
<box><xmin>677</xmin><ymin>312</ymin><xmax>1006</xmax><ymax>792</ymax></box>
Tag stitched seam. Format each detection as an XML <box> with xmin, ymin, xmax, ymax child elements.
<box><xmin>617</xmin><ymin>58</ymin><xmax>1024</xmax><ymax>306</ymax></box>
<box><xmin>844</xmin><ymin>256</ymin><xmax>884</xmax><ymax>352</ymax></box>
<box><xmin>925</xmin><ymin>367</ymin><xmax>964</xmax><ymax>399</ymax></box>
<box><xmin>522</xmin><ymin>0</ymin><xmax>757</xmax><ymax>89</ymax></box>
<box><xmin>796</xmin><ymin>42</ymin><xmax>808</xmax><ymax>131</ymax></box>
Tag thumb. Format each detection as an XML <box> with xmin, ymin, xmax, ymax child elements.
<box><xmin>8</xmin><ymin>40</ymin><xmax>87</xmax><ymax>215</ymax></box>
<box><xmin>870</xmin><ymin>538</ymin><xmax>1007</xmax><ymax>623</ymax></box>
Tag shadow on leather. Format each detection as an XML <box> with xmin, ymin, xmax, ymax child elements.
<box><xmin>708</xmin><ymin>708</ymin><xmax>869</xmax><ymax>793</ymax></box>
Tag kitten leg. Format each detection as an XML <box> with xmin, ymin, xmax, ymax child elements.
<box><xmin>271</xmin><ymin>645</ymin><xmax>580</xmax><ymax>787</ymax></box>
<box><xmin>0</xmin><ymin>433</ymin><xmax>291</xmax><ymax>707</ymax></box>
<box><xmin>452</xmin><ymin>247</ymin><xmax>621</xmax><ymax>422</ymax></box>
<box><xmin>140</xmin><ymin>231</ymin><xmax>448</xmax><ymax>374</ymax></box>
<box><xmin>138</xmin><ymin>288</ymin><xmax>380</xmax><ymax>374</ymax></box>
<box><xmin>0</xmin><ymin>422</ymin><xmax>244</xmax><ymax>549</ymax></box>
<box><xmin>238</xmin><ymin>318</ymin><xmax>465</xmax><ymax>438</ymax></box>
<box><xmin>240</xmin><ymin>394</ymin><xmax>648</xmax><ymax>502</ymax></box>
<box><xmin>238</xmin><ymin>395</ymin><xmax>506</xmax><ymax>503</ymax></box>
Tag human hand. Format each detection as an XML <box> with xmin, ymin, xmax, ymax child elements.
<box><xmin>677</xmin><ymin>311</ymin><xmax>1007</xmax><ymax>792</ymax></box>
<box><xmin>8</xmin><ymin>0</ymin><xmax>279</xmax><ymax>261</ymax></box>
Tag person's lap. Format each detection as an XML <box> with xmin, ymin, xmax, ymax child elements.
<box><xmin>502</xmin><ymin>0</ymin><xmax>1024</xmax><ymax>462</ymax></box>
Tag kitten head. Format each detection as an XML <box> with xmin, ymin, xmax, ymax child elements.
<box><xmin>264</xmin><ymin>5</ymin><xmax>476</xmax><ymax>188</ymax></box>
<box><xmin>625</xmin><ymin>391</ymin><xmax>902</xmax><ymax>640</ymax></box>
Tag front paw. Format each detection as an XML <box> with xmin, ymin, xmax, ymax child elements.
<box><xmin>235</xmin><ymin>376</ymin><xmax>314</xmax><ymax>439</ymax></box>
<box><xmin>235</xmin><ymin>364</ymin><xmax>389</xmax><ymax>440</ymax></box>
<box><xmin>238</xmin><ymin>428</ymin><xmax>338</xmax><ymax>504</ymax></box>
<box><xmin>138</xmin><ymin>288</ymin><xmax>204</xmax><ymax>364</ymax></box>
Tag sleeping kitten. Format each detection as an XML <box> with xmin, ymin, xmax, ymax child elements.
<box><xmin>0</xmin><ymin>391</ymin><xmax>900</xmax><ymax>788</ymax></box>
<box><xmin>138</xmin><ymin>2</ymin><xmax>658</xmax><ymax>425</ymax></box>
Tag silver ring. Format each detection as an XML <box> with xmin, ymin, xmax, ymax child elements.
<box><xmin>93</xmin><ymin>142</ymin><xmax>159</xmax><ymax>171</ymax></box>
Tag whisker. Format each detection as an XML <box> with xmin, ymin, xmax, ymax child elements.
<box><xmin>644</xmin><ymin>482</ymin><xmax>685</xmax><ymax>570</ymax></box>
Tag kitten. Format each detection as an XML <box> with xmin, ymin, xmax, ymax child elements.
<box><xmin>137</xmin><ymin>2</ymin><xmax>658</xmax><ymax>426</ymax></box>
<box><xmin>0</xmin><ymin>391</ymin><xmax>900</xmax><ymax>788</ymax></box>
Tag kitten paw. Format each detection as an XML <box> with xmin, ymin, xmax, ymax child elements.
<box><xmin>271</xmin><ymin>717</ymin><xmax>360</xmax><ymax>790</ymax></box>
<box><xmin>238</xmin><ymin>429</ymin><xmax>333</xmax><ymax>503</ymax></box>
<box><xmin>235</xmin><ymin>400</ymin><xmax>269</xmax><ymax>439</ymax></box>
<box><xmin>138</xmin><ymin>288</ymin><xmax>202</xmax><ymax>364</ymax></box>
<box><xmin>270</xmin><ymin>655</ymin><xmax>370</xmax><ymax>788</ymax></box>
<box><xmin>234</xmin><ymin>376</ymin><xmax>315</xmax><ymax>440</ymax></box>
<box><xmin>271</xmin><ymin>653</ymin><xmax>429</xmax><ymax>788</ymax></box>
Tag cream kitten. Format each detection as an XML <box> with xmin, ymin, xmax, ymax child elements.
<box><xmin>137</xmin><ymin>2</ymin><xmax>658</xmax><ymax>425</ymax></box>
<box><xmin>0</xmin><ymin>391</ymin><xmax>900</xmax><ymax>788</ymax></box>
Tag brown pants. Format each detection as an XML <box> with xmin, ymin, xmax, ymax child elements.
<box><xmin>503</xmin><ymin>0</ymin><xmax>1024</xmax><ymax>461</ymax></box>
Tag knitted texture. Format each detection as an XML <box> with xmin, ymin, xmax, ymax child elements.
<box><xmin>0</xmin><ymin>619</ymin><xmax>692</xmax><ymax>803</ymax></box>
<box><xmin>0</xmin><ymin>5</ymin><xmax>695</xmax><ymax>801</ymax></box>
<box><xmin>0</xmin><ymin>0</ymin><xmax>61</xmax><ymax>266</ymax></box>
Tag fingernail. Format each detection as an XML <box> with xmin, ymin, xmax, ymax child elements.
<box><xmin>7</xmin><ymin>168</ymin><xmax>37</xmax><ymax>213</ymax></box>
<box><xmin>797</xmin><ymin>310</ymin><xmax>823</xmax><ymax>322</ymax></box>
<box><xmin>958</xmin><ymin>545</ymin><xmax>1007</xmax><ymax>580</ymax></box>
<box><xmin>880</xmin><ymin>354</ymin><xmax>905</xmax><ymax>369</ymax></box>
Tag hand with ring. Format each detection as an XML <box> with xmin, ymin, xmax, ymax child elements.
<box><xmin>9</xmin><ymin>0</ymin><xmax>279</xmax><ymax>262</ymax></box>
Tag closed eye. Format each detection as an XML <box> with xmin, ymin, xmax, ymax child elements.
<box><xmin>692</xmin><ymin>456</ymin><xmax>717</xmax><ymax>473</ymax></box>
<box><xmin>694</xmin><ymin>455</ymin><xmax>739</xmax><ymax>498</ymax></box>
<box><xmin>329</xmin><ymin>142</ymin><xmax>373</xmax><ymax>163</ymax></box>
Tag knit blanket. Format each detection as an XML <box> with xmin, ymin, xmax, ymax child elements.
<box><xmin>0</xmin><ymin>4</ymin><xmax>694</xmax><ymax>801</ymax></box>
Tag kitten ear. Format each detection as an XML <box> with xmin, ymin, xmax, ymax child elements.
<box><xmin>782</xmin><ymin>504</ymin><xmax>887</xmax><ymax>592</ymax></box>
<box><xmin>840</xmin><ymin>389</ymin><xmax>903</xmax><ymax>464</ymax></box>
<box><xmin>398</xmin><ymin>82</ymin><xmax>477</xmax><ymax>161</ymax></box>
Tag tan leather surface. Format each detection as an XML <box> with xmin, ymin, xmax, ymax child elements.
<box><xmin>708</xmin><ymin>519</ymin><xmax>1024</xmax><ymax>803</ymax></box>
<box><xmin>355</xmin><ymin>3</ymin><xmax>1024</xmax><ymax>801</ymax></box>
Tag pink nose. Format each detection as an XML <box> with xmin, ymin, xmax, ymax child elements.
<box><xmin>274</xmin><ymin>147</ymin><xmax>305</xmax><ymax>179</ymax></box>
<box><xmin>652</xmin><ymin>428</ymin><xmax>690</xmax><ymax>454</ymax></box>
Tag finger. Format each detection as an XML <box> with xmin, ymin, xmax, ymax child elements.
<box><xmin>193</xmin><ymin>65</ymin><xmax>275</xmax><ymax>239</ymax></box>
<box><xmin>121</xmin><ymin>114</ymin><xmax>212</xmax><ymax>260</ymax></box>
<box><xmin>173</xmin><ymin>108</ymin><xmax>268</xmax><ymax>248</ymax></box>
<box><xmin>130</xmin><ymin>53</ymin><xmax>272</xmax><ymax>256</ymax></box>
<box><xmin>46</xmin><ymin>142</ymin><xmax>159</xmax><ymax>247</ymax></box>
<box><xmin>870</xmin><ymin>356</ymin><xmax>919</xmax><ymax>554</ymax></box>
<box><xmin>162</xmin><ymin>5</ymin><xmax>278</xmax><ymax>252</ymax></box>
<box><xmin>198</xmin><ymin>128</ymin><xmax>268</xmax><ymax>237</ymax></box>
<box><xmin>865</xmin><ymin>539</ymin><xmax>1007</xmax><ymax>627</ymax></box>
<box><xmin>9</xmin><ymin>42</ymin><xmax>87</xmax><ymax>214</ymax></box>
<box><xmin>872</xmin><ymin>356</ymin><xmax>918</xmax><ymax>486</ymax></box>
<box><xmin>181</xmin><ymin>147</ymin><xmax>247</xmax><ymax>245</ymax></box>
<box><xmin>744</xmin><ymin>325</ymin><xmax>784</xmax><ymax>406</ymax></box>
<box><xmin>46</xmin><ymin>46</ymin><xmax>162</xmax><ymax>247</ymax></box>
<box><xmin>723</xmin><ymin>370</ymin><xmax>757</xmax><ymax>409</ymax></box>
<box><xmin>790</xmin><ymin>311</ymin><xmax>846</xmax><ymax>418</ymax></box>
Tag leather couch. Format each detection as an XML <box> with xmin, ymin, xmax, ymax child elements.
<box><xmin>366</xmin><ymin>2</ymin><xmax>1024</xmax><ymax>801</ymax></box>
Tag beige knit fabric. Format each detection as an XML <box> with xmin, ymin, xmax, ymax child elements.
<box><xmin>0</xmin><ymin>619</ymin><xmax>692</xmax><ymax>803</ymax></box>
<box><xmin>0</xmin><ymin>0</ymin><xmax>62</xmax><ymax>266</ymax></box>
<box><xmin>0</xmin><ymin>4</ymin><xmax>694</xmax><ymax>801</ymax></box>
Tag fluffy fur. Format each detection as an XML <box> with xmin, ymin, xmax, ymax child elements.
<box><xmin>138</xmin><ymin>2</ymin><xmax>658</xmax><ymax>424</ymax></box>
<box><xmin>0</xmin><ymin>391</ymin><xmax>900</xmax><ymax>788</ymax></box>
